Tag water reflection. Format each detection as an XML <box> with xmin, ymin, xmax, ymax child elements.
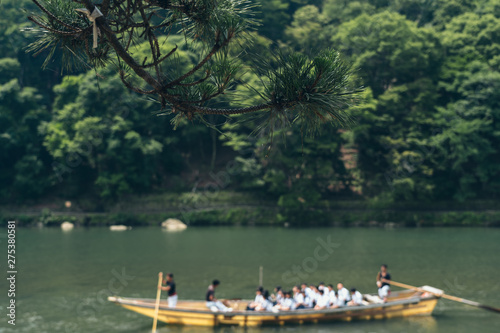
<box><xmin>4</xmin><ymin>227</ymin><xmax>500</xmax><ymax>333</ymax></box>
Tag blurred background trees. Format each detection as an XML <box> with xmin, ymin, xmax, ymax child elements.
<box><xmin>1</xmin><ymin>0</ymin><xmax>500</xmax><ymax>219</ymax></box>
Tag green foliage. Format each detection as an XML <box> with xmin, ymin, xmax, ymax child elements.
<box><xmin>285</xmin><ymin>5</ymin><xmax>327</xmax><ymax>49</ymax></box>
<box><xmin>256</xmin><ymin>0</ymin><xmax>292</xmax><ymax>40</ymax></box>
<box><xmin>332</xmin><ymin>11</ymin><xmax>443</xmax><ymax>96</ymax></box>
<box><xmin>2</xmin><ymin>0</ymin><xmax>500</xmax><ymax>218</ymax></box>
<box><xmin>0</xmin><ymin>58</ymin><xmax>21</xmax><ymax>84</ymax></box>
<box><xmin>432</xmin><ymin>64</ymin><xmax>500</xmax><ymax>200</ymax></box>
<box><xmin>40</xmin><ymin>69</ymin><xmax>186</xmax><ymax>199</ymax></box>
<box><xmin>277</xmin><ymin>0</ymin><xmax>500</xmax><ymax>204</ymax></box>
<box><xmin>322</xmin><ymin>0</ymin><xmax>376</xmax><ymax>24</ymax></box>
<box><xmin>0</xmin><ymin>0</ymin><xmax>38</xmax><ymax>56</ymax></box>
<box><xmin>0</xmin><ymin>73</ymin><xmax>53</xmax><ymax>200</ymax></box>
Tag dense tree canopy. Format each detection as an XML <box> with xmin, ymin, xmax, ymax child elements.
<box><xmin>1</xmin><ymin>0</ymin><xmax>500</xmax><ymax>214</ymax></box>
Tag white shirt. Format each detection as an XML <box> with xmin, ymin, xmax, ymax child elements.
<box><xmin>310</xmin><ymin>291</ymin><xmax>321</xmax><ymax>304</ymax></box>
<box><xmin>351</xmin><ymin>291</ymin><xmax>363</xmax><ymax>305</ymax></box>
<box><xmin>294</xmin><ymin>292</ymin><xmax>304</xmax><ymax>305</ymax></box>
<box><xmin>281</xmin><ymin>298</ymin><xmax>294</xmax><ymax>309</ymax></box>
<box><xmin>304</xmin><ymin>295</ymin><xmax>314</xmax><ymax>308</ymax></box>
<box><xmin>334</xmin><ymin>297</ymin><xmax>345</xmax><ymax>307</ymax></box>
<box><xmin>254</xmin><ymin>294</ymin><xmax>264</xmax><ymax>303</ymax></box>
<box><xmin>316</xmin><ymin>293</ymin><xmax>330</xmax><ymax>307</ymax></box>
<box><xmin>303</xmin><ymin>287</ymin><xmax>312</xmax><ymax>298</ymax></box>
<box><xmin>338</xmin><ymin>287</ymin><xmax>351</xmax><ymax>303</ymax></box>
<box><xmin>328</xmin><ymin>290</ymin><xmax>338</xmax><ymax>305</ymax></box>
<box><xmin>260</xmin><ymin>299</ymin><xmax>273</xmax><ymax>311</ymax></box>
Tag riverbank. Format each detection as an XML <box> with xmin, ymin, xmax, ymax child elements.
<box><xmin>1</xmin><ymin>191</ymin><xmax>500</xmax><ymax>227</ymax></box>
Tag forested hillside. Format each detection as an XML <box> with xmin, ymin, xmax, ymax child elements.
<box><xmin>2</xmin><ymin>0</ymin><xmax>500</xmax><ymax>215</ymax></box>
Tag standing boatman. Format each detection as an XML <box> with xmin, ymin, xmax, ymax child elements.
<box><xmin>160</xmin><ymin>273</ymin><xmax>177</xmax><ymax>307</ymax></box>
<box><xmin>376</xmin><ymin>264</ymin><xmax>391</xmax><ymax>302</ymax></box>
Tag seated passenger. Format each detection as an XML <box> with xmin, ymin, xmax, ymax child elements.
<box><xmin>273</xmin><ymin>290</ymin><xmax>285</xmax><ymax>305</ymax></box>
<box><xmin>347</xmin><ymin>288</ymin><xmax>364</xmax><ymax>306</ymax></box>
<box><xmin>275</xmin><ymin>289</ymin><xmax>285</xmax><ymax>305</ymax></box>
<box><xmin>327</xmin><ymin>284</ymin><xmax>337</xmax><ymax>305</ymax></box>
<box><xmin>309</xmin><ymin>285</ymin><xmax>320</xmax><ymax>306</ymax></box>
<box><xmin>327</xmin><ymin>285</ymin><xmax>339</xmax><ymax>308</ymax></box>
<box><xmin>246</xmin><ymin>287</ymin><xmax>264</xmax><ymax>310</ymax></box>
<box><xmin>206</xmin><ymin>280</ymin><xmax>232</xmax><ymax>312</ymax></box>
<box><xmin>314</xmin><ymin>289</ymin><xmax>330</xmax><ymax>310</ymax></box>
<box><xmin>318</xmin><ymin>282</ymin><xmax>327</xmax><ymax>292</ymax></box>
<box><xmin>301</xmin><ymin>283</ymin><xmax>312</xmax><ymax>299</ymax></box>
<box><xmin>255</xmin><ymin>290</ymin><xmax>274</xmax><ymax>311</ymax></box>
<box><xmin>329</xmin><ymin>290</ymin><xmax>344</xmax><ymax>308</ymax></box>
<box><xmin>337</xmin><ymin>283</ymin><xmax>351</xmax><ymax>305</ymax></box>
<box><xmin>304</xmin><ymin>291</ymin><xmax>314</xmax><ymax>308</ymax></box>
<box><xmin>273</xmin><ymin>291</ymin><xmax>294</xmax><ymax>311</ymax></box>
<box><xmin>292</xmin><ymin>286</ymin><xmax>306</xmax><ymax>309</ymax></box>
<box><xmin>271</xmin><ymin>286</ymin><xmax>282</xmax><ymax>305</ymax></box>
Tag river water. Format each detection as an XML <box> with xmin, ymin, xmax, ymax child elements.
<box><xmin>1</xmin><ymin>227</ymin><xmax>499</xmax><ymax>332</ymax></box>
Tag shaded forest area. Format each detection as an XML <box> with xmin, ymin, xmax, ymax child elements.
<box><xmin>2</xmin><ymin>0</ymin><xmax>500</xmax><ymax>225</ymax></box>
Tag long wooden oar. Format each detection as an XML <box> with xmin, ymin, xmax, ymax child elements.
<box><xmin>152</xmin><ymin>272</ymin><xmax>163</xmax><ymax>332</ymax></box>
<box><xmin>384</xmin><ymin>279</ymin><xmax>500</xmax><ymax>314</ymax></box>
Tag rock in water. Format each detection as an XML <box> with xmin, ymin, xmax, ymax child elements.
<box><xmin>161</xmin><ymin>218</ymin><xmax>187</xmax><ymax>231</ymax></box>
<box><xmin>110</xmin><ymin>225</ymin><xmax>130</xmax><ymax>231</ymax></box>
<box><xmin>61</xmin><ymin>222</ymin><xmax>74</xmax><ymax>231</ymax></box>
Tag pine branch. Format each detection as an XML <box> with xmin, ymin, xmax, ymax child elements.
<box><xmin>78</xmin><ymin>0</ymin><xmax>161</xmax><ymax>89</ymax></box>
<box><xmin>140</xmin><ymin>45</ymin><xmax>178</xmax><ymax>68</ymax></box>
<box><xmin>192</xmin><ymin>103</ymin><xmax>271</xmax><ymax>115</ymax></box>
<box><xmin>28</xmin><ymin>16</ymin><xmax>81</xmax><ymax>36</ymax></box>
<box><xmin>177</xmin><ymin>70</ymin><xmax>210</xmax><ymax>86</ymax></box>
<box><xmin>119</xmin><ymin>71</ymin><xmax>158</xmax><ymax>94</ymax></box>
<box><xmin>31</xmin><ymin>0</ymin><xmax>82</xmax><ymax>32</ymax></box>
<box><xmin>165</xmin><ymin>39</ymin><xmax>227</xmax><ymax>88</ymax></box>
<box><xmin>27</xmin><ymin>0</ymin><xmax>361</xmax><ymax>134</ymax></box>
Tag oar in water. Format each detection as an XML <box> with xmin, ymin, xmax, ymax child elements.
<box><xmin>152</xmin><ymin>272</ymin><xmax>163</xmax><ymax>332</ymax></box>
<box><xmin>384</xmin><ymin>279</ymin><xmax>500</xmax><ymax>314</ymax></box>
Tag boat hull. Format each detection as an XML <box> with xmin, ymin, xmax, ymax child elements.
<box><xmin>109</xmin><ymin>292</ymin><xmax>439</xmax><ymax>327</ymax></box>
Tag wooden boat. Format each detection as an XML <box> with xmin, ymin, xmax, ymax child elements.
<box><xmin>108</xmin><ymin>286</ymin><xmax>441</xmax><ymax>327</ymax></box>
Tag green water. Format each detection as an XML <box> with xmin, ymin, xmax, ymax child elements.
<box><xmin>1</xmin><ymin>227</ymin><xmax>499</xmax><ymax>332</ymax></box>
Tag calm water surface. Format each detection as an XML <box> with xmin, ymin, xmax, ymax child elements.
<box><xmin>1</xmin><ymin>227</ymin><xmax>499</xmax><ymax>332</ymax></box>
